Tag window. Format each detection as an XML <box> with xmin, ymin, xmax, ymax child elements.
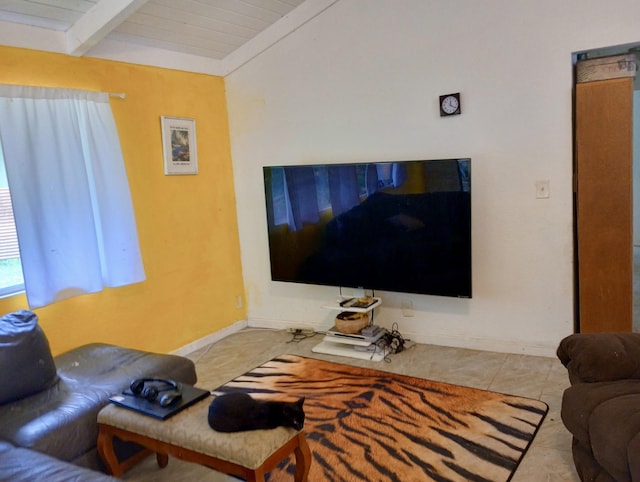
<box><xmin>0</xmin><ymin>85</ymin><xmax>145</xmax><ymax>308</ymax></box>
<box><xmin>0</xmin><ymin>147</ymin><xmax>24</xmax><ymax>297</ymax></box>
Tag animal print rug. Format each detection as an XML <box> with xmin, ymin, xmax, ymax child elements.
<box><xmin>213</xmin><ymin>354</ymin><xmax>548</xmax><ymax>482</ymax></box>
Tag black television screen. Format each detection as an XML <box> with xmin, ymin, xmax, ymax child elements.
<box><xmin>263</xmin><ymin>158</ymin><xmax>471</xmax><ymax>298</ymax></box>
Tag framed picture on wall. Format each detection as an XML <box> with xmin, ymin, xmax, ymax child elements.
<box><xmin>161</xmin><ymin>116</ymin><xmax>198</xmax><ymax>175</ymax></box>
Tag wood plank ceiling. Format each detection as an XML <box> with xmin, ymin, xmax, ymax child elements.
<box><xmin>0</xmin><ymin>0</ymin><xmax>311</xmax><ymax>72</ymax></box>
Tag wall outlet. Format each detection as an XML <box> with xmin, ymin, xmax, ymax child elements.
<box><xmin>401</xmin><ymin>300</ymin><xmax>414</xmax><ymax>317</ymax></box>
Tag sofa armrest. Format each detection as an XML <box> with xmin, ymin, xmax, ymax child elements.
<box><xmin>628</xmin><ymin>432</ymin><xmax>640</xmax><ymax>482</ymax></box>
<box><xmin>557</xmin><ymin>333</ymin><xmax>640</xmax><ymax>384</ymax></box>
<box><xmin>0</xmin><ymin>441</ymin><xmax>117</xmax><ymax>481</ymax></box>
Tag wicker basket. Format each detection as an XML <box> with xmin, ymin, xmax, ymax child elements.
<box><xmin>335</xmin><ymin>311</ymin><xmax>370</xmax><ymax>334</ymax></box>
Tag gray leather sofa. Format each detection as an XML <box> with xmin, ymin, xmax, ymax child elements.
<box><xmin>0</xmin><ymin>440</ymin><xmax>116</xmax><ymax>481</ymax></box>
<box><xmin>0</xmin><ymin>310</ymin><xmax>198</xmax><ymax>480</ymax></box>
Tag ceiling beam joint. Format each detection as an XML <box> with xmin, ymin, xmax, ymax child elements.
<box><xmin>66</xmin><ymin>0</ymin><xmax>149</xmax><ymax>57</ymax></box>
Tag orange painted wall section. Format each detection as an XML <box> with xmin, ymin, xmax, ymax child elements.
<box><xmin>0</xmin><ymin>46</ymin><xmax>246</xmax><ymax>355</ymax></box>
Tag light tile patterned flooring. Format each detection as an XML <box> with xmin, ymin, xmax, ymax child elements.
<box><xmin>123</xmin><ymin>329</ymin><xmax>580</xmax><ymax>481</ymax></box>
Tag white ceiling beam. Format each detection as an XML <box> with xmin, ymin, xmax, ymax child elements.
<box><xmin>0</xmin><ymin>20</ymin><xmax>66</xmax><ymax>55</ymax></box>
<box><xmin>222</xmin><ymin>0</ymin><xmax>339</xmax><ymax>76</ymax></box>
<box><xmin>66</xmin><ymin>0</ymin><xmax>149</xmax><ymax>57</ymax></box>
<box><xmin>89</xmin><ymin>38</ymin><xmax>226</xmax><ymax>77</ymax></box>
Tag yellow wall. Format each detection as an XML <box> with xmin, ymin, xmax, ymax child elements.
<box><xmin>0</xmin><ymin>46</ymin><xmax>246</xmax><ymax>355</ymax></box>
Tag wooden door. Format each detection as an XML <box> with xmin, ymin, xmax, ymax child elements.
<box><xmin>576</xmin><ymin>77</ymin><xmax>634</xmax><ymax>333</ymax></box>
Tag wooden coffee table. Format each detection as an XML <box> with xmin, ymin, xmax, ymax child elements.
<box><xmin>97</xmin><ymin>397</ymin><xmax>311</xmax><ymax>481</ymax></box>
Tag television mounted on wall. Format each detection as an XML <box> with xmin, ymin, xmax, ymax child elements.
<box><xmin>263</xmin><ymin>158</ymin><xmax>471</xmax><ymax>298</ymax></box>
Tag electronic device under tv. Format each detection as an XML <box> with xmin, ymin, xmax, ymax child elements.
<box><xmin>263</xmin><ymin>158</ymin><xmax>471</xmax><ymax>298</ymax></box>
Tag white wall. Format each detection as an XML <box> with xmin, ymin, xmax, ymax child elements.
<box><xmin>226</xmin><ymin>0</ymin><xmax>640</xmax><ymax>357</ymax></box>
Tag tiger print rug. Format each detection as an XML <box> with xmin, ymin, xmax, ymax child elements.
<box><xmin>212</xmin><ymin>354</ymin><xmax>548</xmax><ymax>482</ymax></box>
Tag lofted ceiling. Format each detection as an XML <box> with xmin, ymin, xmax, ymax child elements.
<box><xmin>0</xmin><ymin>0</ymin><xmax>337</xmax><ymax>76</ymax></box>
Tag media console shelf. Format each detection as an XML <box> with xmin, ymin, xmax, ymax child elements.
<box><xmin>312</xmin><ymin>338</ymin><xmax>385</xmax><ymax>361</ymax></box>
<box><xmin>313</xmin><ymin>297</ymin><xmax>384</xmax><ymax>361</ymax></box>
<box><xmin>321</xmin><ymin>296</ymin><xmax>381</xmax><ymax>313</ymax></box>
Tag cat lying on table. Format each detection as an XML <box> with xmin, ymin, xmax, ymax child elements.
<box><xmin>208</xmin><ymin>392</ymin><xmax>305</xmax><ymax>433</ymax></box>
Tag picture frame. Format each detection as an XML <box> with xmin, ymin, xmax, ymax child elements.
<box><xmin>161</xmin><ymin>116</ymin><xmax>198</xmax><ymax>175</ymax></box>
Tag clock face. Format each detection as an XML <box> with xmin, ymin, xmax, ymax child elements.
<box><xmin>440</xmin><ymin>93</ymin><xmax>461</xmax><ymax>116</ymax></box>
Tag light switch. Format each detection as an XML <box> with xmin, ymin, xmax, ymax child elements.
<box><xmin>535</xmin><ymin>180</ymin><xmax>550</xmax><ymax>199</ymax></box>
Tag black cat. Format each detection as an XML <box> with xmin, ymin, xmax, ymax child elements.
<box><xmin>207</xmin><ymin>392</ymin><xmax>305</xmax><ymax>433</ymax></box>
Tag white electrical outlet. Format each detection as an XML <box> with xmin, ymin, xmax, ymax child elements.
<box><xmin>401</xmin><ymin>300</ymin><xmax>414</xmax><ymax>317</ymax></box>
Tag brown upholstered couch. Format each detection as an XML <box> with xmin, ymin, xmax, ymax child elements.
<box><xmin>557</xmin><ymin>333</ymin><xmax>640</xmax><ymax>481</ymax></box>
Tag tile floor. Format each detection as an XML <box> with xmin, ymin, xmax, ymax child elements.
<box><xmin>123</xmin><ymin>328</ymin><xmax>580</xmax><ymax>481</ymax></box>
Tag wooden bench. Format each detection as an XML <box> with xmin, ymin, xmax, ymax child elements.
<box><xmin>97</xmin><ymin>399</ymin><xmax>311</xmax><ymax>481</ymax></box>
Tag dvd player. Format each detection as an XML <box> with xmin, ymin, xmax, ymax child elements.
<box><xmin>323</xmin><ymin>326</ymin><xmax>385</xmax><ymax>346</ymax></box>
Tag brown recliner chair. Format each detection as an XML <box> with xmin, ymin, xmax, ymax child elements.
<box><xmin>557</xmin><ymin>333</ymin><xmax>640</xmax><ymax>481</ymax></box>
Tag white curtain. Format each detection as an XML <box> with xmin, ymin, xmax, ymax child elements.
<box><xmin>0</xmin><ymin>85</ymin><xmax>145</xmax><ymax>308</ymax></box>
<box><xmin>327</xmin><ymin>165</ymin><xmax>360</xmax><ymax>217</ymax></box>
<box><xmin>283</xmin><ymin>166</ymin><xmax>320</xmax><ymax>231</ymax></box>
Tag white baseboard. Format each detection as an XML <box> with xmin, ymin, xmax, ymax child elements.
<box><xmin>247</xmin><ymin>317</ymin><xmax>557</xmax><ymax>358</ymax></box>
<box><xmin>171</xmin><ymin>319</ymin><xmax>248</xmax><ymax>356</ymax></box>
<box><xmin>174</xmin><ymin>317</ymin><xmax>557</xmax><ymax>359</ymax></box>
<box><xmin>248</xmin><ymin>318</ymin><xmax>320</xmax><ymax>332</ymax></box>
<box><xmin>404</xmin><ymin>331</ymin><xmax>557</xmax><ymax>358</ymax></box>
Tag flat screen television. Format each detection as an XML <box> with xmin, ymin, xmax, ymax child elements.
<box><xmin>263</xmin><ymin>158</ymin><xmax>471</xmax><ymax>298</ymax></box>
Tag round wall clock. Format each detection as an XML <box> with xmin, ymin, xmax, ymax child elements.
<box><xmin>439</xmin><ymin>93</ymin><xmax>461</xmax><ymax>116</ymax></box>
